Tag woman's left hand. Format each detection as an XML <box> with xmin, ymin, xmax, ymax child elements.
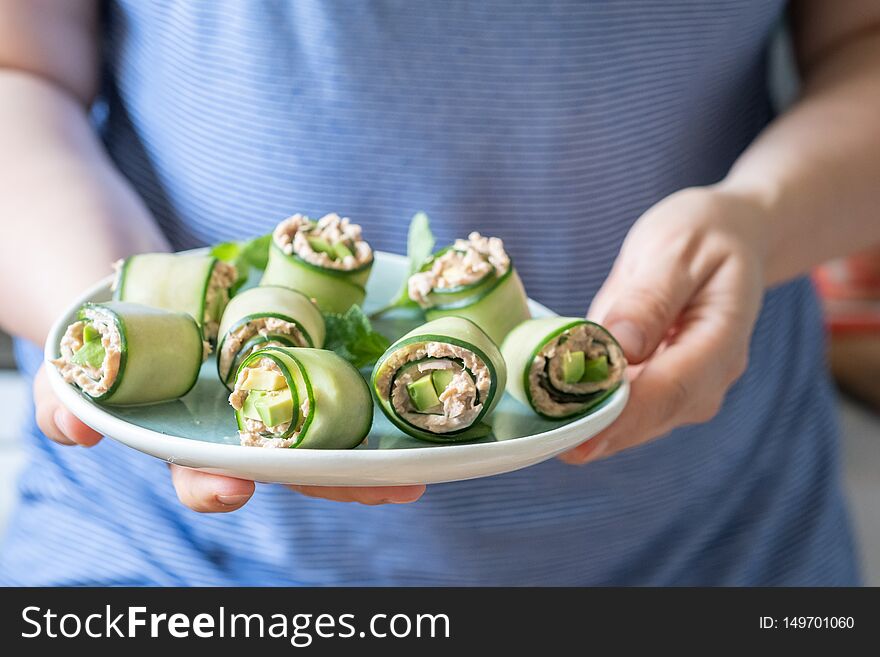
<box><xmin>560</xmin><ymin>186</ymin><xmax>767</xmax><ymax>464</ymax></box>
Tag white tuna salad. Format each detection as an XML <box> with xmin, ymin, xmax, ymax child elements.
<box><xmin>408</xmin><ymin>232</ymin><xmax>510</xmax><ymax>305</ymax></box>
<box><xmin>229</xmin><ymin>357</ymin><xmax>309</xmax><ymax>448</ymax></box>
<box><xmin>274</xmin><ymin>213</ymin><xmax>373</xmax><ymax>271</ymax></box>
<box><xmin>528</xmin><ymin>323</ymin><xmax>625</xmax><ymax>417</ymax></box>
<box><xmin>376</xmin><ymin>341</ymin><xmax>491</xmax><ymax>434</ymax></box>
<box><xmin>202</xmin><ymin>261</ymin><xmax>238</xmax><ymax>341</ymax></box>
<box><xmin>218</xmin><ymin>317</ymin><xmax>309</xmax><ymax>382</ymax></box>
<box><xmin>52</xmin><ymin>308</ymin><xmax>123</xmax><ymax>398</ymax></box>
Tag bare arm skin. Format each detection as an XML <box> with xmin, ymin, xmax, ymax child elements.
<box><xmin>564</xmin><ymin>0</ymin><xmax>880</xmax><ymax>464</ymax></box>
<box><xmin>0</xmin><ymin>0</ymin><xmax>168</xmax><ymax>344</ymax></box>
<box><xmin>0</xmin><ymin>1</ymin><xmax>424</xmax><ymax>509</ymax></box>
<box><xmin>725</xmin><ymin>0</ymin><xmax>880</xmax><ymax>286</ymax></box>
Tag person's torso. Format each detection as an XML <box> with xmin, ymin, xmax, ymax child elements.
<box><xmin>0</xmin><ymin>0</ymin><xmax>858</xmax><ymax>585</ymax></box>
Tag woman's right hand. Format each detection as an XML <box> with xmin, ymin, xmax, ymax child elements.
<box><xmin>33</xmin><ymin>364</ymin><xmax>425</xmax><ymax>511</ymax></box>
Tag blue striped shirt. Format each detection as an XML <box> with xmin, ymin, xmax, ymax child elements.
<box><xmin>0</xmin><ymin>0</ymin><xmax>859</xmax><ymax>585</ymax></box>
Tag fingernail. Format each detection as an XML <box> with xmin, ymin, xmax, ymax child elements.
<box><xmin>577</xmin><ymin>439</ymin><xmax>609</xmax><ymax>466</ymax></box>
<box><xmin>606</xmin><ymin>320</ymin><xmax>644</xmax><ymax>360</ymax></box>
<box><xmin>385</xmin><ymin>496</ymin><xmax>417</xmax><ymax>504</ymax></box>
<box><xmin>385</xmin><ymin>490</ymin><xmax>423</xmax><ymax>504</ymax></box>
<box><xmin>54</xmin><ymin>408</ymin><xmax>69</xmax><ymax>434</ymax></box>
<box><xmin>216</xmin><ymin>493</ymin><xmax>250</xmax><ymax>507</ymax></box>
<box><xmin>53</xmin><ymin>408</ymin><xmax>80</xmax><ymax>446</ymax></box>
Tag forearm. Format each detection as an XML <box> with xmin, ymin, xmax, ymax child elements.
<box><xmin>719</xmin><ymin>31</ymin><xmax>880</xmax><ymax>287</ymax></box>
<box><xmin>0</xmin><ymin>70</ymin><xmax>168</xmax><ymax>345</ymax></box>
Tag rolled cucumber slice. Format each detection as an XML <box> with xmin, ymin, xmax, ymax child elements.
<box><xmin>232</xmin><ymin>347</ymin><xmax>372</xmax><ymax>449</ymax></box>
<box><xmin>501</xmin><ymin>317</ymin><xmax>625</xmax><ymax>420</ymax></box>
<box><xmin>260</xmin><ymin>241</ymin><xmax>370</xmax><ymax>313</ymax></box>
<box><xmin>424</xmin><ymin>268</ymin><xmax>531</xmax><ymax>346</ymax></box>
<box><xmin>114</xmin><ymin>253</ymin><xmax>233</xmax><ymax>340</ymax></box>
<box><xmin>371</xmin><ymin>316</ymin><xmax>506</xmax><ymax>443</ymax></box>
<box><xmin>56</xmin><ymin>302</ymin><xmax>203</xmax><ymax>406</ymax></box>
<box><xmin>216</xmin><ymin>286</ymin><xmax>326</xmax><ymax>387</ymax></box>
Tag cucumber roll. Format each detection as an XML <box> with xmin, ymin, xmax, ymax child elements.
<box><xmin>407</xmin><ymin>232</ymin><xmax>530</xmax><ymax>345</ymax></box>
<box><xmin>51</xmin><ymin>302</ymin><xmax>204</xmax><ymax>406</ymax></box>
<box><xmin>260</xmin><ymin>213</ymin><xmax>373</xmax><ymax>313</ymax></box>
<box><xmin>371</xmin><ymin>316</ymin><xmax>507</xmax><ymax>442</ymax></box>
<box><xmin>501</xmin><ymin>317</ymin><xmax>626</xmax><ymax>419</ymax></box>
<box><xmin>216</xmin><ymin>286</ymin><xmax>326</xmax><ymax>389</ymax></box>
<box><xmin>113</xmin><ymin>253</ymin><xmax>237</xmax><ymax>342</ymax></box>
<box><xmin>229</xmin><ymin>346</ymin><xmax>372</xmax><ymax>449</ymax></box>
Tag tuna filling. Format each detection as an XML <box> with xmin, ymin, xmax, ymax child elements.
<box><xmin>408</xmin><ymin>232</ymin><xmax>511</xmax><ymax>306</ymax></box>
<box><xmin>52</xmin><ymin>308</ymin><xmax>123</xmax><ymax>397</ymax></box>
<box><xmin>274</xmin><ymin>213</ymin><xmax>372</xmax><ymax>271</ymax></box>
<box><xmin>218</xmin><ymin>317</ymin><xmax>309</xmax><ymax>382</ymax></box>
<box><xmin>527</xmin><ymin>323</ymin><xmax>625</xmax><ymax>417</ymax></box>
<box><xmin>229</xmin><ymin>358</ymin><xmax>309</xmax><ymax>448</ymax></box>
<box><xmin>377</xmin><ymin>342</ymin><xmax>491</xmax><ymax>433</ymax></box>
<box><xmin>203</xmin><ymin>261</ymin><xmax>237</xmax><ymax>342</ymax></box>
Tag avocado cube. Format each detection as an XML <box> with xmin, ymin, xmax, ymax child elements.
<box><xmin>71</xmin><ymin>340</ymin><xmax>105</xmax><ymax>369</ymax></box>
<box><xmin>239</xmin><ymin>368</ymin><xmax>287</xmax><ymax>391</ymax></box>
<box><xmin>407</xmin><ymin>375</ymin><xmax>442</xmax><ymax>413</ymax></box>
<box><xmin>431</xmin><ymin>369</ymin><xmax>455</xmax><ymax>396</ymax></box>
<box><xmin>562</xmin><ymin>351</ymin><xmax>585</xmax><ymax>384</ymax></box>
<box><xmin>308</xmin><ymin>236</ymin><xmax>338</xmax><ymax>259</ymax></box>
<box><xmin>254</xmin><ymin>389</ymin><xmax>294</xmax><ymax>427</ymax></box>
<box><xmin>333</xmin><ymin>241</ymin><xmax>354</xmax><ymax>260</ymax></box>
<box><xmin>83</xmin><ymin>324</ymin><xmax>101</xmax><ymax>344</ymax></box>
<box><xmin>580</xmin><ymin>355</ymin><xmax>609</xmax><ymax>383</ymax></box>
<box><xmin>241</xmin><ymin>390</ymin><xmax>268</xmax><ymax>422</ymax></box>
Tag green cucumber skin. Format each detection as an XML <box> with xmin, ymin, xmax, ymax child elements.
<box><xmin>216</xmin><ymin>286</ymin><xmax>326</xmax><ymax>386</ymax></box>
<box><xmin>425</xmin><ymin>269</ymin><xmax>530</xmax><ymax>346</ymax></box>
<box><xmin>423</xmin><ymin>272</ymin><xmax>497</xmax><ymax>308</ymax></box>
<box><xmin>234</xmin><ymin>347</ymin><xmax>372</xmax><ymax>449</ymax></box>
<box><xmin>371</xmin><ymin>316</ymin><xmax>507</xmax><ymax>443</ymax></box>
<box><xmin>500</xmin><ymin>317</ymin><xmax>623</xmax><ymax>420</ymax></box>
<box><xmin>76</xmin><ymin>302</ymin><xmax>203</xmax><ymax>406</ymax></box>
<box><xmin>219</xmin><ymin>286</ymin><xmax>325</xmax><ymax>348</ymax></box>
<box><xmin>260</xmin><ymin>241</ymin><xmax>369</xmax><ymax>313</ymax></box>
<box><xmin>220</xmin><ymin>331</ymin><xmax>298</xmax><ymax>389</ymax></box>
<box><xmin>114</xmin><ymin>253</ymin><xmax>219</xmax><ymax>334</ymax></box>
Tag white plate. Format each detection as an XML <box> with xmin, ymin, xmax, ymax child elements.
<box><xmin>45</xmin><ymin>251</ymin><xmax>628</xmax><ymax>486</ymax></box>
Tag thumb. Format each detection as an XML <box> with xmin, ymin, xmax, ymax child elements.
<box><xmin>590</xmin><ymin>262</ymin><xmax>696</xmax><ymax>364</ymax></box>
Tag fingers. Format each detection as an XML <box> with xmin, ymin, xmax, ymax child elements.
<box><xmin>170</xmin><ymin>465</ymin><xmax>255</xmax><ymax>513</ymax></box>
<box><xmin>33</xmin><ymin>365</ymin><xmax>103</xmax><ymax>446</ymax></box>
<box><xmin>289</xmin><ymin>484</ymin><xmax>425</xmax><ymax>505</ymax></box>
<box><xmin>557</xmin><ymin>437</ymin><xmax>609</xmax><ymax>465</ymax></box>
<box><xmin>170</xmin><ymin>465</ymin><xmax>423</xmax><ymax>513</ymax></box>
<box><xmin>561</xmin><ymin>336</ymin><xmax>722</xmax><ymax>465</ymax></box>
<box><xmin>589</xmin><ymin>240</ymin><xmax>711</xmax><ymax>364</ymax></box>
<box><xmin>565</xmin><ymin>256</ymin><xmax>760</xmax><ymax>465</ymax></box>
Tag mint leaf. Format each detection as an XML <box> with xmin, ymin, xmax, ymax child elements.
<box><xmin>370</xmin><ymin>212</ymin><xmax>435</xmax><ymax>317</ymax></box>
<box><xmin>211</xmin><ymin>233</ymin><xmax>272</xmax><ymax>294</ymax></box>
<box><xmin>239</xmin><ymin>233</ymin><xmax>272</xmax><ymax>271</ymax></box>
<box><xmin>323</xmin><ymin>305</ymin><xmax>391</xmax><ymax>369</ymax></box>
<box><xmin>406</xmin><ymin>211</ymin><xmax>435</xmax><ymax>276</ymax></box>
